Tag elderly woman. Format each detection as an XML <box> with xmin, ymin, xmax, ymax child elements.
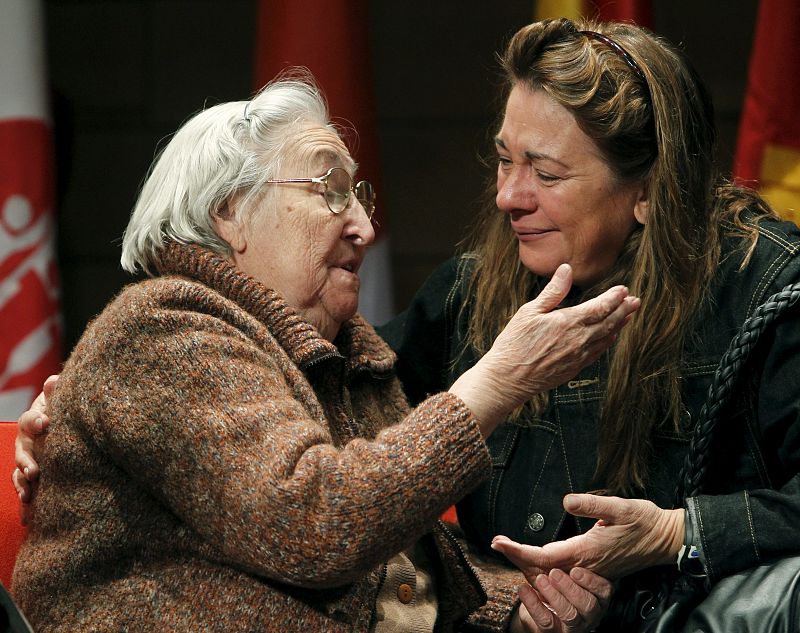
<box><xmin>378</xmin><ymin>17</ymin><xmax>800</xmax><ymax>632</ymax></box>
<box><xmin>9</xmin><ymin>76</ymin><xmax>637</xmax><ymax>632</ymax></box>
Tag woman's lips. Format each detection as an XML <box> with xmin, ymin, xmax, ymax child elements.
<box><xmin>514</xmin><ymin>227</ymin><xmax>555</xmax><ymax>241</ymax></box>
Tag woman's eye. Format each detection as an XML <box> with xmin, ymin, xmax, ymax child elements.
<box><xmin>497</xmin><ymin>156</ymin><xmax>512</xmax><ymax>169</ymax></box>
<box><xmin>537</xmin><ymin>172</ymin><xmax>560</xmax><ymax>183</ymax></box>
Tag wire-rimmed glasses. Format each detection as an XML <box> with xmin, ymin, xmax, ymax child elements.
<box><xmin>266</xmin><ymin>167</ymin><xmax>376</xmax><ymax>220</ymax></box>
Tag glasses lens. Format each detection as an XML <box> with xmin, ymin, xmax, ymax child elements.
<box><xmin>355</xmin><ymin>181</ymin><xmax>376</xmax><ymax>219</ymax></box>
<box><xmin>324</xmin><ymin>168</ymin><xmax>352</xmax><ymax>213</ymax></box>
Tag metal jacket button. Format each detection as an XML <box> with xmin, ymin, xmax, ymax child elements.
<box><xmin>527</xmin><ymin>512</ymin><xmax>545</xmax><ymax>532</ymax></box>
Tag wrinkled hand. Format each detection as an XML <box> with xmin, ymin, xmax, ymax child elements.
<box><xmin>492</xmin><ymin>494</ymin><xmax>684</xmax><ymax>581</ymax></box>
<box><xmin>450</xmin><ymin>264</ymin><xmax>640</xmax><ymax>436</ymax></box>
<box><xmin>509</xmin><ymin>567</ymin><xmax>613</xmax><ymax>633</ymax></box>
<box><xmin>13</xmin><ymin>374</ymin><xmax>58</xmax><ymax>525</ymax></box>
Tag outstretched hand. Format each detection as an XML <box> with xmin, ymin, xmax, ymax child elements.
<box><xmin>12</xmin><ymin>374</ymin><xmax>58</xmax><ymax>525</ymax></box>
<box><xmin>492</xmin><ymin>494</ymin><xmax>684</xmax><ymax>581</ymax></box>
<box><xmin>450</xmin><ymin>264</ymin><xmax>640</xmax><ymax>436</ymax></box>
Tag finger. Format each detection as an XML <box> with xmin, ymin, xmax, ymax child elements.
<box><xmin>12</xmin><ymin>468</ymin><xmax>32</xmax><ymax>502</ymax></box>
<box><xmin>606</xmin><ymin>295</ymin><xmax>641</xmax><ymax>332</ymax></box>
<box><xmin>42</xmin><ymin>374</ymin><xmax>60</xmax><ymax>400</ymax></box>
<box><xmin>569</xmin><ymin>285</ymin><xmax>629</xmax><ymax>326</ymax></box>
<box><xmin>563</xmin><ymin>493</ymin><xmax>629</xmax><ymax>523</ymax></box>
<box><xmin>529</xmin><ymin>264</ymin><xmax>573</xmax><ymax>315</ymax></box>
<box><xmin>518</xmin><ymin>584</ymin><xmax>558</xmax><ymax>632</ymax></box>
<box><xmin>15</xmin><ymin>427</ymin><xmax>44</xmax><ymax>483</ymax></box>
<box><xmin>491</xmin><ymin>536</ymin><xmax>551</xmax><ymax>577</ymax></box>
<box><xmin>534</xmin><ymin>573</ymin><xmax>582</xmax><ymax>630</ymax></box>
<box><xmin>569</xmin><ymin>567</ymin><xmax>614</xmax><ymax>605</ymax></box>
<box><xmin>584</xmin><ymin>295</ymin><xmax>640</xmax><ymax>341</ymax></box>
<box><xmin>546</xmin><ymin>568</ymin><xmax>602</xmax><ymax>623</ymax></box>
<box><xmin>19</xmin><ymin>489</ymin><xmax>34</xmax><ymax>527</ymax></box>
<box><xmin>18</xmin><ymin>408</ymin><xmax>49</xmax><ymax>436</ymax></box>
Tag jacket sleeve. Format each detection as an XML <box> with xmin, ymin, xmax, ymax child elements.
<box><xmin>377</xmin><ymin>256</ymin><xmax>470</xmax><ymax>406</ymax></box>
<box><xmin>59</xmin><ymin>282</ymin><xmax>492</xmax><ymax>590</ymax></box>
<box><xmin>685</xmin><ymin>264</ymin><xmax>800</xmax><ymax>582</ymax></box>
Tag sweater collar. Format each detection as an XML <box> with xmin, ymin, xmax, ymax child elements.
<box><xmin>155</xmin><ymin>241</ymin><xmax>396</xmax><ymax>375</ymax></box>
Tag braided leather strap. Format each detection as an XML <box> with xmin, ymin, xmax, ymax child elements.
<box><xmin>677</xmin><ymin>282</ymin><xmax>800</xmax><ymax>503</ymax></box>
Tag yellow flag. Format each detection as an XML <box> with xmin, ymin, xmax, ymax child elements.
<box><xmin>535</xmin><ymin>0</ymin><xmax>584</xmax><ymax>20</ymax></box>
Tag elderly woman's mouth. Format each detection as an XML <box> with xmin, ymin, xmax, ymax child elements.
<box><xmin>331</xmin><ymin>259</ymin><xmax>362</xmax><ymax>276</ymax></box>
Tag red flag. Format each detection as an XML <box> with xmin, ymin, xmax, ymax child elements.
<box><xmin>734</xmin><ymin>0</ymin><xmax>800</xmax><ymax>223</ymax></box>
<box><xmin>253</xmin><ymin>0</ymin><xmax>394</xmax><ymax>324</ymax></box>
<box><xmin>535</xmin><ymin>0</ymin><xmax>653</xmax><ymax>27</ymax></box>
<box><xmin>591</xmin><ymin>0</ymin><xmax>653</xmax><ymax>26</ymax></box>
<box><xmin>0</xmin><ymin>0</ymin><xmax>62</xmax><ymax>419</ymax></box>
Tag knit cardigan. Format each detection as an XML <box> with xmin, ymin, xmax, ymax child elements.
<box><xmin>12</xmin><ymin>242</ymin><xmax>500</xmax><ymax>632</ymax></box>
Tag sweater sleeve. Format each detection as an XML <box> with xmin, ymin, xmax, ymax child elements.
<box><xmin>59</xmin><ymin>282</ymin><xmax>492</xmax><ymax>590</ymax></box>
<box><xmin>685</xmin><ymin>266</ymin><xmax>800</xmax><ymax>582</ymax></box>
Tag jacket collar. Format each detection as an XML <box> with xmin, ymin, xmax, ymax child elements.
<box><xmin>155</xmin><ymin>241</ymin><xmax>396</xmax><ymax>376</ymax></box>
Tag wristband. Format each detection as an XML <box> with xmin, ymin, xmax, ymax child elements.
<box><xmin>676</xmin><ymin>543</ymin><xmax>705</xmax><ymax>577</ymax></box>
<box><xmin>678</xmin><ymin>506</ymin><xmax>707</xmax><ymax>577</ymax></box>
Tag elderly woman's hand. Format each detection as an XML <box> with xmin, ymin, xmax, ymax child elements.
<box><xmin>509</xmin><ymin>567</ymin><xmax>613</xmax><ymax>633</ymax></box>
<box><xmin>12</xmin><ymin>374</ymin><xmax>58</xmax><ymax>525</ymax></box>
<box><xmin>492</xmin><ymin>494</ymin><xmax>684</xmax><ymax>581</ymax></box>
<box><xmin>450</xmin><ymin>264</ymin><xmax>640</xmax><ymax>437</ymax></box>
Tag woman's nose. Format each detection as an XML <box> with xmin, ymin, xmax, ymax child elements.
<box><xmin>496</xmin><ymin>168</ymin><xmax>535</xmax><ymax>215</ymax></box>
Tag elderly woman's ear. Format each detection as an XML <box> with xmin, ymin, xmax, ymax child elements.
<box><xmin>212</xmin><ymin>204</ymin><xmax>247</xmax><ymax>254</ymax></box>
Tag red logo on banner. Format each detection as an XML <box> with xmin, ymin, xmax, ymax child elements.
<box><xmin>0</xmin><ymin>119</ymin><xmax>62</xmax><ymax>418</ymax></box>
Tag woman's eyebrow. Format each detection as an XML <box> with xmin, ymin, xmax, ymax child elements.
<box><xmin>494</xmin><ymin>137</ymin><xmax>567</xmax><ymax>168</ymax></box>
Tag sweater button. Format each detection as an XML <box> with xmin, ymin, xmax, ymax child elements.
<box><xmin>397</xmin><ymin>583</ymin><xmax>413</xmax><ymax>604</ymax></box>
<box><xmin>527</xmin><ymin>512</ymin><xmax>545</xmax><ymax>532</ymax></box>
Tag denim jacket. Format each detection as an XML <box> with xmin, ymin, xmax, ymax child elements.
<box><xmin>378</xmin><ymin>215</ymin><xmax>800</xmax><ymax>585</ymax></box>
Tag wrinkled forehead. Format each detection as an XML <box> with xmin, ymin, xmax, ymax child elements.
<box><xmin>288</xmin><ymin>123</ymin><xmax>357</xmax><ymax>175</ymax></box>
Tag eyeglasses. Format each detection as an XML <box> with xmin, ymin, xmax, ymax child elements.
<box><xmin>266</xmin><ymin>167</ymin><xmax>376</xmax><ymax>220</ymax></box>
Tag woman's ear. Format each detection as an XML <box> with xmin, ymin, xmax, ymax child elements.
<box><xmin>212</xmin><ymin>204</ymin><xmax>246</xmax><ymax>253</ymax></box>
<box><xmin>633</xmin><ymin>185</ymin><xmax>648</xmax><ymax>225</ymax></box>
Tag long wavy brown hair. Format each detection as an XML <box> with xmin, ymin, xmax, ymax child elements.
<box><xmin>461</xmin><ymin>18</ymin><xmax>775</xmax><ymax>494</ymax></box>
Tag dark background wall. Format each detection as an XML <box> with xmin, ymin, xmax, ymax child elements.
<box><xmin>46</xmin><ymin>0</ymin><xmax>759</xmax><ymax>352</ymax></box>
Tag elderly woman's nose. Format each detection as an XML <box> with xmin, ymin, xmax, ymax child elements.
<box><xmin>343</xmin><ymin>199</ymin><xmax>376</xmax><ymax>246</ymax></box>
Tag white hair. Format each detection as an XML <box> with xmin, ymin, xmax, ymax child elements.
<box><xmin>120</xmin><ymin>74</ymin><xmax>332</xmax><ymax>274</ymax></box>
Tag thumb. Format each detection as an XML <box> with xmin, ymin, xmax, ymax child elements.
<box><xmin>530</xmin><ymin>264</ymin><xmax>572</xmax><ymax>314</ymax></box>
<box><xmin>491</xmin><ymin>536</ymin><xmax>549</xmax><ymax>576</ymax></box>
<box><xmin>563</xmin><ymin>493</ymin><xmax>624</xmax><ymax>523</ymax></box>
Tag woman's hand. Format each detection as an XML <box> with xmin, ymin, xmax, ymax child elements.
<box><xmin>509</xmin><ymin>567</ymin><xmax>613</xmax><ymax>633</ymax></box>
<box><xmin>12</xmin><ymin>374</ymin><xmax>58</xmax><ymax>524</ymax></box>
<box><xmin>450</xmin><ymin>264</ymin><xmax>640</xmax><ymax>436</ymax></box>
<box><xmin>492</xmin><ymin>494</ymin><xmax>684</xmax><ymax>581</ymax></box>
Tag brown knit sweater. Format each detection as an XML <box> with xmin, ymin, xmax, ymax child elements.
<box><xmin>11</xmin><ymin>242</ymin><xmax>513</xmax><ymax>632</ymax></box>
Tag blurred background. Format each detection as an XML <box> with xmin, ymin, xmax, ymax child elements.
<box><xmin>4</xmin><ymin>0</ymin><xmax>799</xmax><ymax>417</ymax></box>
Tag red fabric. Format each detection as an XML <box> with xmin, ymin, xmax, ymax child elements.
<box><xmin>591</xmin><ymin>0</ymin><xmax>654</xmax><ymax>27</ymax></box>
<box><xmin>734</xmin><ymin>0</ymin><xmax>800</xmax><ymax>184</ymax></box>
<box><xmin>0</xmin><ymin>422</ymin><xmax>26</xmax><ymax>589</ymax></box>
<box><xmin>441</xmin><ymin>505</ymin><xmax>458</xmax><ymax>524</ymax></box>
<box><xmin>253</xmin><ymin>0</ymin><xmax>386</xmax><ymax>240</ymax></box>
